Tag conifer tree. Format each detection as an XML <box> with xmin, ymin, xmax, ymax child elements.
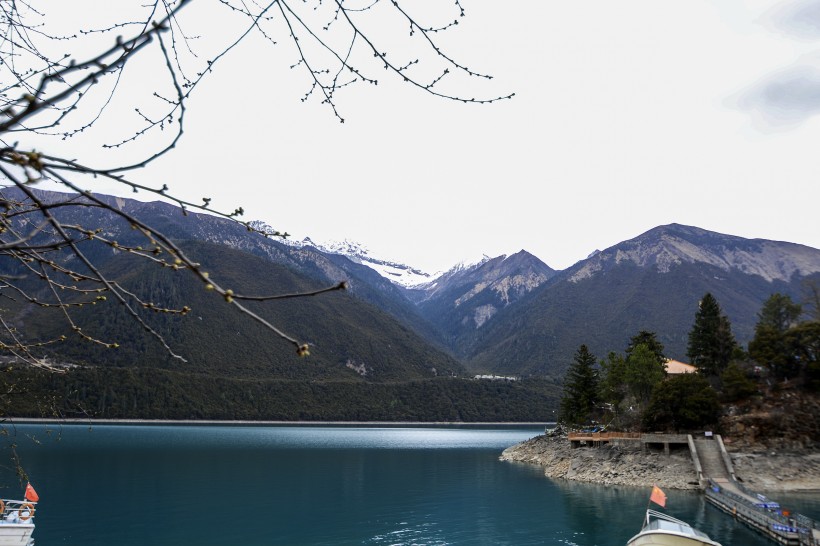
<box><xmin>599</xmin><ymin>351</ymin><xmax>627</xmax><ymax>412</ymax></box>
<box><xmin>720</xmin><ymin>362</ymin><xmax>758</xmax><ymax>402</ymax></box>
<box><xmin>626</xmin><ymin>330</ymin><xmax>666</xmax><ymax>367</ymax></box>
<box><xmin>625</xmin><ymin>343</ymin><xmax>667</xmax><ymax>406</ymax></box>
<box><xmin>757</xmin><ymin>293</ymin><xmax>803</xmax><ymax>332</ymax></box>
<box><xmin>686</xmin><ymin>293</ymin><xmax>737</xmax><ymax>376</ymax></box>
<box><xmin>802</xmin><ymin>278</ymin><xmax>820</xmax><ymax>322</ymax></box>
<box><xmin>559</xmin><ymin>345</ymin><xmax>599</xmax><ymax>426</ymax></box>
<box><xmin>643</xmin><ymin>373</ymin><xmax>720</xmax><ymax>432</ymax></box>
<box><xmin>787</xmin><ymin>321</ymin><xmax>820</xmax><ymax>391</ymax></box>
<box><xmin>749</xmin><ymin>293</ymin><xmax>802</xmax><ymax>379</ymax></box>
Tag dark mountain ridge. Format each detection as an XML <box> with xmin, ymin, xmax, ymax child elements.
<box><xmin>406</xmin><ymin>250</ymin><xmax>556</xmax><ymax>355</ymax></box>
<box><xmin>463</xmin><ymin>224</ymin><xmax>820</xmax><ymax>377</ymax></box>
<box><xmin>565</xmin><ymin>223</ymin><xmax>819</xmax><ymax>284</ymax></box>
<box><xmin>0</xmin><ymin>189</ymin><xmax>464</xmax><ymax>381</ymax></box>
<box><xmin>18</xmin><ymin>188</ymin><xmax>452</xmax><ymax>350</ymax></box>
<box><xmin>5</xmin><ymin>189</ymin><xmax>820</xmax><ymax>386</ymax></box>
<box><xmin>16</xmin><ymin>239</ymin><xmax>466</xmax><ymax>382</ymax></box>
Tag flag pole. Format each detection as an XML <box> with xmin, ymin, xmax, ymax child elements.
<box><xmin>641</xmin><ymin>494</ymin><xmax>652</xmax><ymax>531</ymax></box>
<box><xmin>642</xmin><ymin>485</ymin><xmax>667</xmax><ymax>531</ymax></box>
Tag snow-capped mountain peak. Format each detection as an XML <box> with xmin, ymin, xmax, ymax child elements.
<box><xmin>315</xmin><ymin>238</ymin><xmax>371</xmax><ymax>257</ymax></box>
<box><xmin>276</xmin><ymin>235</ymin><xmax>435</xmax><ymax>288</ymax></box>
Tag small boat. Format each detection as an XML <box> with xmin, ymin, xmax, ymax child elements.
<box><xmin>626</xmin><ymin>509</ymin><xmax>722</xmax><ymax>546</ymax></box>
<box><xmin>0</xmin><ymin>497</ymin><xmax>37</xmax><ymax>546</ymax></box>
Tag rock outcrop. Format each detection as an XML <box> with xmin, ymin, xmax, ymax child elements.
<box><xmin>721</xmin><ymin>385</ymin><xmax>820</xmax><ymax>452</ymax></box>
<box><xmin>500</xmin><ymin>434</ymin><xmax>700</xmax><ymax>490</ymax></box>
<box><xmin>730</xmin><ymin>450</ymin><xmax>820</xmax><ymax>492</ymax></box>
<box><xmin>501</xmin><ymin>432</ymin><xmax>820</xmax><ymax>492</ymax></box>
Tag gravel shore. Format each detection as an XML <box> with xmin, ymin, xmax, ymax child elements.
<box><xmin>500</xmin><ymin>433</ymin><xmax>820</xmax><ymax>492</ymax></box>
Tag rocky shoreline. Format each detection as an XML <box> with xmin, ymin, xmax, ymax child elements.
<box><xmin>500</xmin><ymin>433</ymin><xmax>820</xmax><ymax>492</ymax></box>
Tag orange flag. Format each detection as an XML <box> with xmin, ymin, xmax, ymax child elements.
<box><xmin>24</xmin><ymin>483</ymin><xmax>39</xmax><ymax>502</ymax></box>
<box><xmin>650</xmin><ymin>485</ymin><xmax>666</xmax><ymax>508</ymax></box>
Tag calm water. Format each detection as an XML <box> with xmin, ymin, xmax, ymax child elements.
<box><xmin>1</xmin><ymin>424</ymin><xmax>817</xmax><ymax>545</ymax></box>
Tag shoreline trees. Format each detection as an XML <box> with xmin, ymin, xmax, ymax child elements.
<box><xmin>558</xmin><ymin>345</ymin><xmax>599</xmax><ymax>426</ymax></box>
<box><xmin>750</xmin><ymin>292</ymin><xmax>820</xmax><ymax>390</ymax></box>
<box><xmin>558</xmin><ymin>287</ymin><xmax>819</xmax><ymax>433</ymax></box>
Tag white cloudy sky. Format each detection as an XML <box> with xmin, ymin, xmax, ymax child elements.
<box><xmin>17</xmin><ymin>0</ymin><xmax>820</xmax><ymax>273</ymax></box>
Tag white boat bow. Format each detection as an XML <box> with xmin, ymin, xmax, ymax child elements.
<box><xmin>627</xmin><ymin>509</ymin><xmax>721</xmax><ymax>546</ymax></box>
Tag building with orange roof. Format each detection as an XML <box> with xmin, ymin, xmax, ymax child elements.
<box><xmin>665</xmin><ymin>359</ymin><xmax>697</xmax><ymax>374</ymax></box>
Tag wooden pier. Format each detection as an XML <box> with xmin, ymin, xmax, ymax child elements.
<box><xmin>567</xmin><ymin>431</ymin><xmax>688</xmax><ymax>455</ymax></box>
<box><xmin>567</xmin><ymin>431</ymin><xmax>641</xmax><ymax>446</ymax></box>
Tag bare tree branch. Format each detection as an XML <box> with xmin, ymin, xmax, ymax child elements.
<box><xmin>0</xmin><ymin>0</ymin><xmax>510</xmax><ymax>366</ymax></box>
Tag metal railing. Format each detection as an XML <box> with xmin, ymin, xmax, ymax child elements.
<box><xmin>706</xmin><ymin>480</ymin><xmax>818</xmax><ymax>546</ymax></box>
<box><xmin>567</xmin><ymin>432</ymin><xmax>641</xmax><ymax>441</ymax></box>
<box><xmin>642</xmin><ymin>433</ymin><xmax>690</xmax><ymax>444</ymax></box>
<box><xmin>0</xmin><ymin>499</ymin><xmax>36</xmax><ymax>525</ymax></box>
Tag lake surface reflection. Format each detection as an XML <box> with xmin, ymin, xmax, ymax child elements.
<box><xmin>0</xmin><ymin>424</ymin><xmax>814</xmax><ymax>545</ymax></box>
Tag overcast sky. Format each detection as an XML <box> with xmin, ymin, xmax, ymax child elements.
<box><xmin>23</xmin><ymin>1</ymin><xmax>820</xmax><ymax>273</ymax></box>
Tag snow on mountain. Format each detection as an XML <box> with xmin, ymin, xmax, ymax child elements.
<box><xmin>277</xmin><ymin>235</ymin><xmax>436</xmax><ymax>288</ymax></box>
<box><xmin>411</xmin><ymin>255</ymin><xmax>494</xmax><ymax>291</ymax></box>
<box><xmin>353</xmin><ymin>255</ymin><xmax>436</xmax><ymax>288</ymax></box>
<box><xmin>252</xmin><ymin>221</ymin><xmax>546</xmax><ymax>291</ymax></box>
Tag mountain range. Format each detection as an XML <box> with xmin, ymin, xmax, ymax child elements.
<box><xmin>463</xmin><ymin>224</ymin><xmax>820</xmax><ymax>375</ymax></box>
<box><xmin>295</xmin><ymin>221</ymin><xmax>820</xmax><ymax>377</ymax></box>
<box><xmin>3</xmin><ymin>189</ymin><xmax>820</xmax><ymax>418</ymax></box>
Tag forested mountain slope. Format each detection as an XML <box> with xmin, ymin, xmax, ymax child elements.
<box><xmin>408</xmin><ymin>251</ymin><xmax>556</xmax><ymax>355</ymax></box>
<box><xmin>17</xmin><ymin>241</ymin><xmax>463</xmax><ymax>381</ymax></box>
<box><xmin>6</xmin><ymin>191</ymin><xmax>820</xmax><ymax>389</ymax></box>
<box><xmin>463</xmin><ymin>225</ymin><xmax>820</xmax><ymax>377</ymax></box>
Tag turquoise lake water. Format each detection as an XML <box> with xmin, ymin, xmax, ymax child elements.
<box><xmin>1</xmin><ymin>424</ymin><xmax>817</xmax><ymax>545</ymax></box>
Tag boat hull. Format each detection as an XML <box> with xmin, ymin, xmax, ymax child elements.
<box><xmin>627</xmin><ymin>531</ymin><xmax>720</xmax><ymax>546</ymax></box>
<box><xmin>0</xmin><ymin>523</ymin><xmax>34</xmax><ymax>546</ymax></box>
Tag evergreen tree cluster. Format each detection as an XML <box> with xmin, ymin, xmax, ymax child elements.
<box><xmin>560</xmin><ymin>323</ymin><xmax>722</xmax><ymax>431</ymax></box>
<box><xmin>748</xmin><ymin>288</ymin><xmax>820</xmax><ymax>390</ymax></box>
<box><xmin>558</xmin><ymin>285</ymin><xmax>820</xmax><ymax>433</ymax></box>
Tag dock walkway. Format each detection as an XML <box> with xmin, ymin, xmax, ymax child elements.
<box><xmin>692</xmin><ymin>436</ymin><xmax>819</xmax><ymax>546</ymax></box>
<box><xmin>566</xmin><ymin>432</ymin><xmax>819</xmax><ymax>545</ymax></box>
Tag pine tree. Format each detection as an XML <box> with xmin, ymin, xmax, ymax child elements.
<box><xmin>686</xmin><ymin>293</ymin><xmax>737</xmax><ymax>376</ymax></box>
<box><xmin>787</xmin><ymin>321</ymin><xmax>820</xmax><ymax>391</ymax></box>
<box><xmin>757</xmin><ymin>293</ymin><xmax>802</xmax><ymax>332</ymax></box>
<box><xmin>599</xmin><ymin>351</ymin><xmax>627</xmax><ymax>412</ymax></box>
<box><xmin>625</xmin><ymin>343</ymin><xmax>667</xmax><ymax>406</ymax></box>
<box><xmin>801</xmin><ymin>278</ymin><xmax>820</xmax><ymax>322</ymax></box>
<box><xmin>720</xmin><ymin>362</ymin><xmax>758</xmax><ymax>402</ymax></box>
<box><xmin>642</xmin><ymin>373</ymin><xmax>720</xmax><ymax>432</ymax></box>
<box><xmin>559</xmin><ymin>345</ymin><xmax>600</xmax><ymax>426</ymax></box>
<box><xmin>749</xmin><ymin>293</ymin><xmax>802</xmax><ymax>379</ymax></box>
<box><xmin>626</xmin><ymin>330</ymin><xmax>666</xmax><ymax>367</ymax></box>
